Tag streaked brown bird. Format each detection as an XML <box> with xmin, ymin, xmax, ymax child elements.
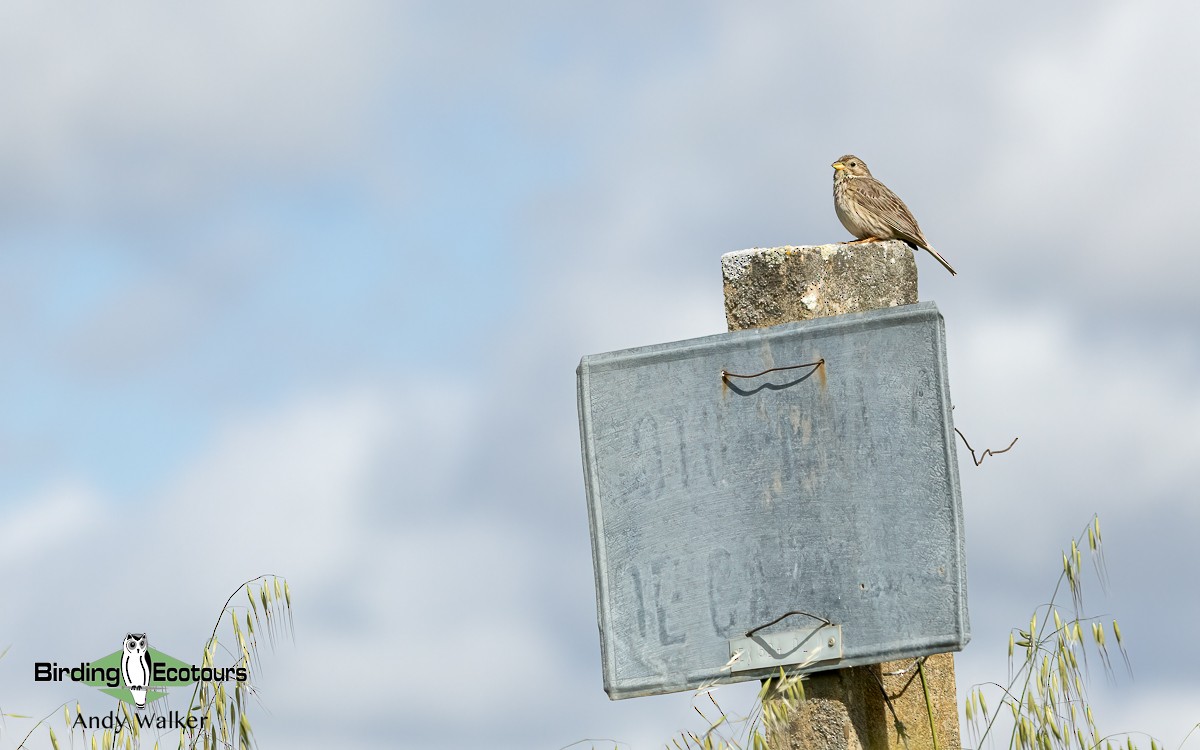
<box><xmin>832</xmin><ymin>154</ymin><xmax>957</xmax><ymax>276</ymax></box>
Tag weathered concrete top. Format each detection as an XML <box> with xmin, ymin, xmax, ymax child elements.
<box><xmin>722</xmin><ymin>241</ymin><xmax>918</xmax><ymax>331</ymax></box>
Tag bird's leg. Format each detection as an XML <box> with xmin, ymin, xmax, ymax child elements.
<box><xmin>844</xmin><ymin>237</ymin><xmax>881</xmax><ymax>245</ymax></box>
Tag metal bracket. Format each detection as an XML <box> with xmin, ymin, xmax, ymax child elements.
<box><xmin>727</xmin><ymin>612</ymin><xmax>843</xmax><ymax>673</ymax></box>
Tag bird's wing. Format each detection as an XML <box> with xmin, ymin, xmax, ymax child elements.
<box><xmin>852</xmin><ymin>178</ymin><xmax>928</xmax><ymax>247</ymax></box>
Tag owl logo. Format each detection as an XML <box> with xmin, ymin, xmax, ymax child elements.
<box><xmin>120</xmin><ymin>633</ymin><xmax>152</xmax><ymax>709</ymax></box>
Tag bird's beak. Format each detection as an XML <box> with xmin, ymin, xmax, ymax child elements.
<box><xmin>832</xmin><ymin>162</ymin><xmax>845</xmax><ymax>171</ymax></box>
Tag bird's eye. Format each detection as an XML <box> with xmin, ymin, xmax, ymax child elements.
<box><xmin>850</xmin><ymin>161</ymin><xmax>857</xmax><ymax>167</ymax></box>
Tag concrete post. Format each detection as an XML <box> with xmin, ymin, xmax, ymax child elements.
<box><xmin>721</xmin><ymin>241</ymin><xmax>961</xmax><ymax>750</ymax></box>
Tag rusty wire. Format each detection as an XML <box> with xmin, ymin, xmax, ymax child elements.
<box><xmin>721</xmin><ymin>359</ymin><xmax>824</xmax><ymax>381</ymax></box>
<box><xmin>745</xmin><ymin>610</ymin><xmax>834</xmax><ymax>638</ymax></box>
<box><xmin>955</xmin><ymin>427</ymin><xmax>1018</xmax><ymax>466</ymax></box>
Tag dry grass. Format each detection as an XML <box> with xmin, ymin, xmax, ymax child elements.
<box><xmin>963</xmin><ymin>516</ymin><xmax>1170</xmax><ymax>750</ymax></box>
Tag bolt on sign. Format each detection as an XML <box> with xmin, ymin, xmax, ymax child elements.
<box><xmin>576</xmin><ymin>302</ymin><xmax>969</xmax><ymax>699</ymax></box>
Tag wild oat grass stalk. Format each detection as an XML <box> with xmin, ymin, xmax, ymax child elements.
<box><xmin>964</xmin><ymin>515</ymin><xmax>1151</xmax><ymax>750</ymax></box>
<box><xmin>179</xmin><ymin>574</ymin><xmax>292</xmax><ymax>750</ymax></box>
<box><xmin>663</xmin><ymin>667</ymin><xmax>805</xmax><ymax>750</ymax></box>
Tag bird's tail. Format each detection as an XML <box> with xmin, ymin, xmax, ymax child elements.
<box><xmin>922</xmin><ymin>245</ymin><xmax>957</xmax><ymax>276</ymax></box>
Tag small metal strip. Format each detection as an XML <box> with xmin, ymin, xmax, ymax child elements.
<box><xmin>727</xmin><ymin>624</ymin><xmax>843</xmax><ymax>673</ymax></box>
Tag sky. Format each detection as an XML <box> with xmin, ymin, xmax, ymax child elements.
<box><xmin>1</xmin><ymin>1</ymin><xmax>1199</xmax><ymax>748</ymax></box>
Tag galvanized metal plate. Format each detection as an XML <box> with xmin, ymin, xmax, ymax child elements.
<box><xmin>728</xmin><ymin>623</ymin><xmax>843</xmax><ymax>673</ymax></box>
<box><xmin>577</xmin><ymin>302</ymin><xmax>968</xmax><ymax>699</ymax></box>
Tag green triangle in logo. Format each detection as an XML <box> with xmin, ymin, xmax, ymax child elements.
<box><xmin>83</xmin><ymin>648</ymin><xmax>201</xmax><ymax>706</ymax></box>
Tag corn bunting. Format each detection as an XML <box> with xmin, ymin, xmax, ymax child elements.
<box><xmin>832</xmin><ymin>154</ymin><xmax>956</xmax><ymax>276</ymax></box>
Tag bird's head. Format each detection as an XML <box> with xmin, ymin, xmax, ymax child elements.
<box><xmin>832</xmin><ymin>155</ymin><xmax>871</xmax><ymax>178</ymax></box>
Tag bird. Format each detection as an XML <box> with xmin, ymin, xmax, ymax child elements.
<box><xmin>831</xmin><ymin>154</ymin><xmax>957</xmax><ymax>276</ymax></box>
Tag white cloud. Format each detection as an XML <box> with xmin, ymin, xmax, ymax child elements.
<box><xmin>972</xmin><ymin>0</ymin><xmax>1200</xmax><ymax>292</ymax></box>
<box><xmin>0</xmin><ymin>0</ymin><xmax>405</xmax><ymax>221</ymax></box>
<box><xmin>0</xmin><ymin>381</ymin><xmax>487</xmax><ymax>731</ymax></box>
<box><xmin>156</xmin><ymin>385</ymin><xmax>393</xmax><ymax>576</ymax></box>
<box><xmin>1093</xmin><ymin>685</ymin><xmax>1200</xmax><ymax>748</ymax></box>
<box><xmin>951</xmin><ymin>307</ymin><xmax>1200</xmax><ymax>536</ymax></box>
<box><xmin>0</xmin><ymin>481</ymin><xmax>102</xmax><ymax>566</ymax></box>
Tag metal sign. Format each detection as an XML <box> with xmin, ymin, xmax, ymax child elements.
<box><xmin>577</xmin><ymin>302</ymin><xmax>968</xmax><ymax>699</ymax></box>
